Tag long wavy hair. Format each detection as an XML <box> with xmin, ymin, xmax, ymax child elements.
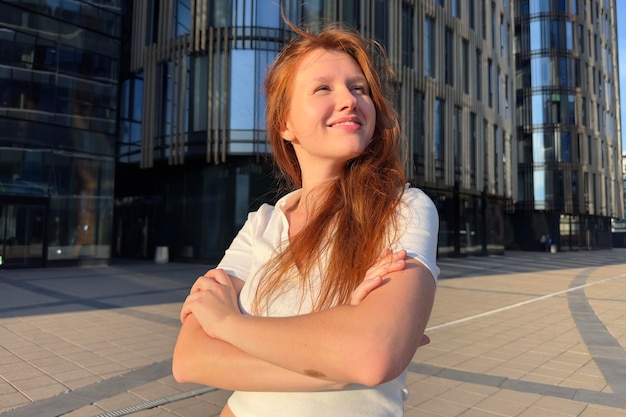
<box><xmin>253</xmin><ymin>19</ymin><xmax>407</xmax><ymax>314</ymax></box>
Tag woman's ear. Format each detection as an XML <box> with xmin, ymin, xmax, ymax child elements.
<box><xmin>281</xmin><ymin>123</ymin><xmax>295</xmax><ymax>143</ymax></box>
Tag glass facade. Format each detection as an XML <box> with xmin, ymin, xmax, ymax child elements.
<box><xmin>0</xmin><ymin>1</ymin><xmax>122</xmax><ymax>267</ymax></box>
<box><xmin>512</xmin><ymin>0</ymin><xmax>623</xmax><ymax>251</ymax></box>
<box><xmin>7</xmin><ymin>0</ymin><xmax>620</xmax><ymax>268</ymax></box>
<box><xmin>113</xmin><ymin>0</ymin><xmax>520</xmax><ymax>263</ymax></box>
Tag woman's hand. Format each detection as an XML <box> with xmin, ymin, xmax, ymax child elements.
<box><xmin>349</xmin><ymin>249</ymin><xmax>406</xmax><ymax>305</ymax></box>
<box><xmin>180</xmin><ymin>268</ymin><xmax>240</xmax><ymax>338</ymax></box>
<box><xmin>349</xmin><ymin>249</ymin><xmax>430</xmax><ymax>348</ymax></box>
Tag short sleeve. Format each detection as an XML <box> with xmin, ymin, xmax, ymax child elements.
<box><xmin>216</xmin><ymin>211</ymin><xmax>256</xmax><ymax>281</ymax></box>
<box><xmin>393</xmin><ymin>187</ymin><xmax>440</xmax><ymax>282</ymax></box>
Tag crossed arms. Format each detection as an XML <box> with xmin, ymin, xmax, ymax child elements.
<box><xmin>172</xmin><ymin>250</ymin><xmax>436</xmax><ymax>392</ymax></box>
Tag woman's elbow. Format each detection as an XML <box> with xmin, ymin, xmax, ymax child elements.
<box><xmin>349</xmin><ymin>349</ymin><xmax>408</xmax><ymax>387</ymax></box>
<box><xmin>172</xmin><ymin>344</ymin><xmax>199</xmax><ymax>383</ymax></box>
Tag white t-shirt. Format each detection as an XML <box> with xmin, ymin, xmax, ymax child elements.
<box><xmin>217</xmin><ymin>185</ymin><xmax>439</xmax><ymax>417</ymax></box>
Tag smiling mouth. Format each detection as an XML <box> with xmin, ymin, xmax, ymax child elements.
<box><xmin>331</xmin><ymin>121</ymin><xmax>361</xmax><ymax>127</ymax></box>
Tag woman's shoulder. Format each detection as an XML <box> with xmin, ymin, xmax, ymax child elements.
<box><xmin>246</xmin><ymin>189</ymin><xmax>301</xmax><ymax>224</ymax></box>
<box><xmin>401</xmin><ymin>184</ymin><xmax>437</xmax><ymax>211</ymax></box>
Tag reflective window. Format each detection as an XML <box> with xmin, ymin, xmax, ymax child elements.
<box><xmin>534</xmin><ymin>169</ymin><xmax>546</xmax><ymax>209</ymax></box>
<box><xmin>469</xmin><ymin>112</ymin><xmax>477</xmax><ymax>184</ymax></box>
<box><xmin>445</xmin><ymin>29</ymin><xmax>454</xmax><ymax>85</ymax></box>
<box><xmin>256</xmin><ymin>0</ymin><xmax>281</xmax><ymax>28</ymax></box>
<box><xmin>209</xmin><ymin>0</ymin><xmax>231</xmax><ymax>27</ymax></box>
<box><xmin>560</xmin><ymin>131</ymin><xmax>572</xmax><ymax>162</ymax></box>
<box><xmin>341</xmin><ymin>0</ymin><xmax>360</xmax><ymax>29</ymax></box>
<box><xmin>191</xmin><ymin>56</ymin><xmax>207</xmax><ymax>131</ymax></box>
<box><xmin>454</xmin><ymin>106</ymin><xmax>462</xmax><ymax>170</ymax></box>
<box><xmin>374</xmin><ymin>0</ymin><xmax>388</xmax><ymax>48</ymax></box>
<box><xmin>488</xmin><ymin>58</ymin><xmax>493</xmax><ymax>107</ymax></box>
<box><xmin>302</xmin><ymin>0</ymin><xmax>324</xmax><ymax>28</ymax></box>
<box><xmin>462</xmin><ymin>39</ymin><xmax>469</xmax><ymax>93</ymax></box>
<box><xmin>175</xmin><ymin>0</ymin><xmax>191</xmax><ymax>36</ymax></box>
<box><xmin>434</xmin><ymin>98</ymin><xmax>445</xmax><ymax>178</ymax></box>
<box><xmin>533</xmin><ymin>132</ymin><xmax>555</xmax><ymax>163</ymax></box>
<box><xmin>578</xmin><ymin>24</ymin><xmax>584</xmax><ymax>52</ymax></box>
<box><xmin>413</xmin><ymin>90</ymin><xmax>425</xmax><ymax>175</ymax></box>
<box><xmin>424</xmin><ymin>17</ymin><xmax>435</xmax><ymax>77</ymax></box>
<box><xmin>530</xmin><ymin>19</ymin><xmax>572</xmax><ymax>50</ymax></box>
<box><xmin>402</xmin><ymin>4</ymin><xmax>414</xmax><ymax>68</ymax></box>
<box><xmin>500</xmin><ymin>14</ymin><xmax>505</xmax><ymax>57</ymax></box>
<box><xmin>452</xmin><ymin>0</ymin><xmax>461</xmax><ymax>18</ymax></box>
<box><xmin>529</xmin><ymin>0</ymin><xmax>550</xmax><ymax>13</ymax></box>
<box><xmin>476</xmin><ymin>49</ymin><xmax>482</xmax><ymax>101</ymax></box>
<box><xmin>230</xmin><ymin>50</ymin><xmax>255</xmax><ymax>130</ymax></box>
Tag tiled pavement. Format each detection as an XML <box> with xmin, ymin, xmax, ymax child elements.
<box><xmin>0</xmin><ymin>249</ymin><xmax>625</xmax><ymax>417</ymax></box>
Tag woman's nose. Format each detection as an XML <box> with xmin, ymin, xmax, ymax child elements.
<box><xmin>337</xmin><ymin>87</ymin><xmax>358</xmax><ymax>110</ymax></box>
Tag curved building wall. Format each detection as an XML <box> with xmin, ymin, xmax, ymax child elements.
<box><xmin>0</xmin><ymin>1</ymin><xmax>122</xmax><ymax>267</ymax></box>
<box><xmin>116</xmin><ymin>0</ymin><xmax>517</xmax><ymax>262</ymax></box>
<box><xmin>512</xmin><ymin>0</ymin><xmax>623</xmax><ymax>251</ymax></box>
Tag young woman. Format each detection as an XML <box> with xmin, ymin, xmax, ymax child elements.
<box><xmin>173</xmin><ymin>19</ymin><xmax>439</xmax><ymax>417</ymax></box>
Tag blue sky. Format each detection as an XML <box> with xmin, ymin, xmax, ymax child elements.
<box><xmin>618</xmin><ymin>2</ymin><xmax>626</xmax><ymax>151</ymax></box>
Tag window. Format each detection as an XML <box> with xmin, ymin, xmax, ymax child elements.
<box><xmin>374</xmin><ymin>0</ymin><xmax>388</xmax><ymax>48</ymax></box>
<box><xmin>493</xmin><ymin>125</ymin><xmax>500</xmax><ymax>183</ymax></box>
<box><xmin>445</xmin><ymin>29</ymin><xmax>454</xmax><ymax>85</ymax></box>
<box><xmin>413</xmin><ymin>90</ymin><xmax>425</xmax><ymax>175</ymax></box>
<box><xmin>462</xmin><ymin>39</ymin><xmax>469</xmax><ymax>93</ymax></box>
<box><xmin>500</xmin><ymin>14</ymin><xmax>505</xmax><ymax>57</ymax></box>
<box><xmin>476</xmin><ymin>49</ymin><xmax>482</xmax><ymax>101</ymax></box>
<box><xmin>209</xmin><ymin>0</ymin><xmax>231</xmax><ymax>26</ymax></box>
<box><xmin>341</xmin><ymin>0</ymin><xmax>360</xmax><ymax>29</ymax></box>
<box><xmin>469</xmin><ymin>112</ymin><xmax>477</xmax><ymax>184</ymax></box>
<box><xmin>452</xmin><ymin>0</ymin><xmax>461</xmax><ymax>18</ymax></box>
<box><xmin>469</xmin><ymin>0</ymin><xmax>475</xmax><ymax>29</ymax></box>
<box><xmin>578</xmin><ymin>24</ymin><xmax>584</xmax><ymax>53</ymax></box>
<box><xmin>482</xmin><ymin>0</ymin><xmax>487</xmax><ymax>39</ymax></box>
<box><xmin>488</xmin><ymin>58</ymin><xmax>493</xmax><ymax>107</ymax></box>
<box><xmin>175</xmin><ymin>0</ymin><xmax>191</xmax><ymax>36</ymax></box>
<box><xmin>483</xmin><ymin>119</ymin><xmax>489</xmax><ymax>185</ymax></box>
<box><xmin>491</xmin><ymin>2</ymin><xmax>496</xmax><ymax>48</ymax></box>
<box><xmin>146</xmin><ymin>1</ymin><xmax>160</xmax><ymax>44</ymax></box>
<box><xmin>561</xmin><ymin>131</ymin><xmax>571</xmax><ymax>162</ymax></box>
<box><xmin>424</xmin><ymin>17</ymin><xmax>435</xmax><ymax>77</ymax></box>
<box><xmin>302</xmin><ymin>0</ymin><xmax>324</xmax><ymax>28</ymax></box>
<box><xmin>434</xmin><ymin>98</ymin><xmax>445</xmax><ymax>178</ymax></box>
<box><xmin>402</xmin><ymin>4</ymin><xmax>414</xmax><ymax>68</ymax></box>
<box><xmin>454</xmin><ymin>106</ymin><xmax>462</xmax><ymax>174</ymax></box>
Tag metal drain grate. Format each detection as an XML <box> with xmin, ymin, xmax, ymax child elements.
<box><xmin>92</xmin><ymin>386</ymin><xmax>217</xmax><ymax>417</ymax></box>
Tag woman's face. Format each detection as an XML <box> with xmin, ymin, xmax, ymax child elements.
<box><xmin>281</xmin><ymin>48</ymin><xmax>376</xmax><ymax>177</ymax></box>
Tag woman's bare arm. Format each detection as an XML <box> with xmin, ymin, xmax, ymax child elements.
<box><xmin>187</xmin><ymin>258</ymin><xmax>436</xmax><ymax>387</ymax></box>
<box><xmin>173</xmin><ymin>251</ymin><xmax>415</xmax><ymax>390</ymax></box>
<box><xmin>172</xmin><ymin>315</ymin><xmax>349</xmax><ymax>391</ymax></box>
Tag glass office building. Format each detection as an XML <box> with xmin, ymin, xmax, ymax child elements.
<box><xmin>4</xmin><ymin>0</ymin><xmax>622</xmax><ymax>267</ymax></box>
<box><xmin>115</xmin><ymin>0</ymin><xmax>517</xmax><ymax>262</ymax></box>
<box><xmin>511</xmin><ymin>0</ymin><xmax>624</xmax><ymax>251</ymax></box>
<box><xmin>0</xmin><ymin>1</ymin><xmax>123</xmax><ymax>267</ymax></box>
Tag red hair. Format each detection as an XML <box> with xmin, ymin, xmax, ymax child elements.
<box><xmin>254</xmin><ymin>20</ymin><xmax>406</xmax><ymax>313</ymax></box>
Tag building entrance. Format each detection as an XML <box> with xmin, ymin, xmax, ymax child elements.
<box><xmin>0</xmin><ymin>198</ymin><xmax>46</xmax><ymax>268</ymax></box>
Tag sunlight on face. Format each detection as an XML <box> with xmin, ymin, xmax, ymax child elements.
<box><xmin>281</xmin><ymin>49</ymin><xmax>376</xmax><ymax>179</ymax></box>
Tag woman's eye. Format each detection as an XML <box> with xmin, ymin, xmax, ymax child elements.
<box><xmin>351</xmin><ymin>85</ymin><xmax>368</xmax><ymax>94</ymax></box>
<box><xmin>315</xmin><ymin>85</ymin><xmax>330</xmax><ymax>92</ymax></box>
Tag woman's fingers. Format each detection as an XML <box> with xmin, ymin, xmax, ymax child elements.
<box><xmin>363</xmin><ymin>249</ymin><xmax>407</xmax><ymax>282</ymax></box>
<box><xmin>350</xmin><ymin>249</ymin><xmax>409</xmax><ymax>305</ymax></box>
<box><xmin>349</xmin><ymin>275</ymin><xmax>383</xmax><ymax>305</ymax></box>
<box><xmin>189</xmin><ymin>269</ymin><xmax>232</xmax><ymax>293</ymax></box>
